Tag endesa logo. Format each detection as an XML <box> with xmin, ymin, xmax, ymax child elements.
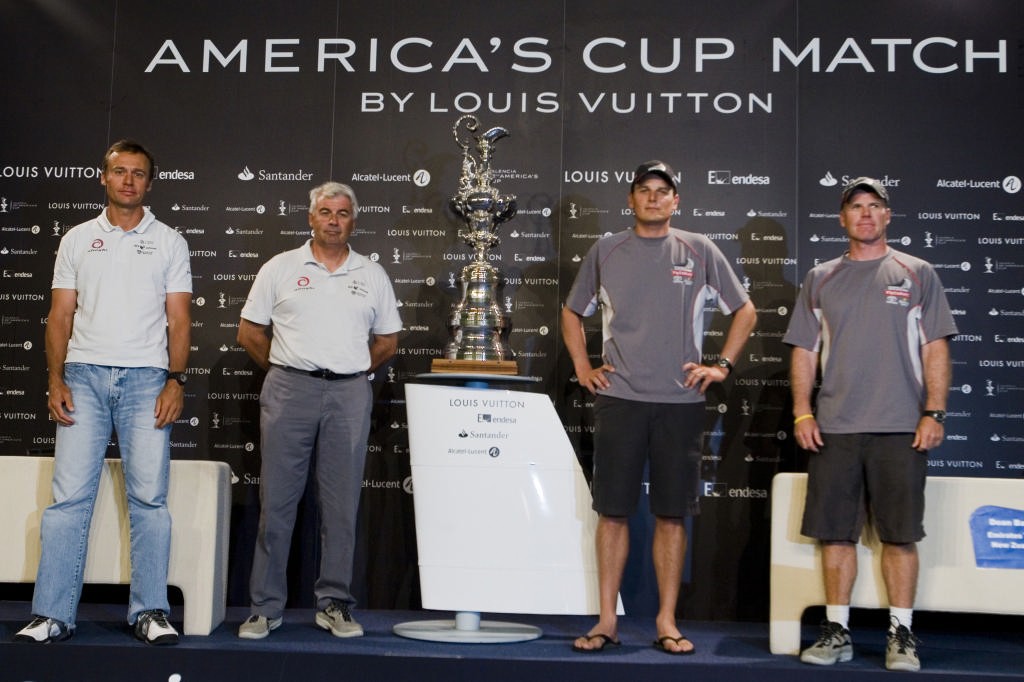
<box><xmin>708</xmin><ymin>170</ymin><xmax>770</xmax><ymax>185</ymax></box>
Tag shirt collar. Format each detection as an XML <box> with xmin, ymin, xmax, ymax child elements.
<box><xmin>301</xmin><ymin>239</ymin><xmax>365</xmax><ymax>272</ymax></box>
<box><xmin>97</xmin><ymin>207</ymin><xmax>156</xmax><ymax>234</ymax></box>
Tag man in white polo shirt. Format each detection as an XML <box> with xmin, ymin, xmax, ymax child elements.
<box><xmin>15</xmin><ymin>139</ymin><xmax>192</xmax><ymax>646</ymax></box>
<box><xmin>236</xmin><ymin>181</ymin><xmax>402</xmax><ymax>640</ymax></box>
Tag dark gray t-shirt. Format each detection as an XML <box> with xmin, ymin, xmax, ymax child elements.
<box><xmin>783</xmin><ymin>249</ymin><xmax>957</xmax><ymax>432</ymax></box>
<box><xmin>565</xmin><ymin>227</ymin><xmax>749</xmax><ymax>404</ymax></box>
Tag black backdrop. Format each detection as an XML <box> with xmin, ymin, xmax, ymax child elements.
<box><xmin>1</xmin><ymin>0</ymin><xmax>1022</xmax><ymax>622</ymax></box>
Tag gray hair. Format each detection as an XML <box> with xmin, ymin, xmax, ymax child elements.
<box><xmin>308</xmin><ymin>181</ymin><xmax>359</xmax><ymax>217</ymax></box>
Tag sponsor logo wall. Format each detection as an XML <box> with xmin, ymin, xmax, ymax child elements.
<box><xmin>0</xmin><ymin>0</ymin><xmax>1020</xmax><ymax>621</ymax></box>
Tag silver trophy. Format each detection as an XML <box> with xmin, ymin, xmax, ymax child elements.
<box><xmin>435</xmin><ymin>115</ymin><xmax>518</xmax><ymax>372</ymax></box>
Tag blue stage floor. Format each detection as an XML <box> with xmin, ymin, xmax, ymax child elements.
<box><xmin>1</xmin><ymin>602</ymin><xmax>1022</xmax><ymax>682</ymax></box>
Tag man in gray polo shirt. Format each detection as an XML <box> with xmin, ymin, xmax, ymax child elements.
<box><xmin>562</xmin><ymin>160</ymin><xmax>756</xmax><ymax>655</ymax></box>
<box><xmin>784</xmin><ymin>177</ymin><xmax>957</xmax><ymax>672</ymax></box>
<box><xmin>236</xmin><ymin>181</ymin><xmax>401</xmax><ymax>640</ymax></box>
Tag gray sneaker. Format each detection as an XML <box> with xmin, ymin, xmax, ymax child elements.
<box><xmin>238</xmin><ymin>614</ymin><xmax>283</xmax><ymax>640</ymax></box>
<box><xmin>13</xmin><ymin>616</ymin><xmax>73</xmax><ymax>644</ymax></box>
<box><xmin>886</xmin><ymin>623</ymin><xmax>921</xmax><ymax>672</ymax></box>
<box><xmin>800</xmin><ymin>620</ymin><xmax>853</xmax><ymax>665</ymax></box>
<box><xmin>315</xmin><ymin>600</ymin><xmax>364</xmax><ymax>638</ymax></box>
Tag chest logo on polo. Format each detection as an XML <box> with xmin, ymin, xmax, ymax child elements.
<box><xmin>671</xmin><ymin>258</ymin><xmax>695</xmax><ymax>285</ymax></box>
<box><xmin>348</xmin><ymin>279</ymin><xmax>369</xmax><ymax>298</ymax></box>
<box><xmin>293</xmin><ymin>275</ymin><xmax>314</xmax><ymax>292</ymax></box>
<box><xmin>884</xmin><ymin>277</ymin><xmax>913</xmax><ymax>306</ymax></box>
<box><xmin>88</xmin><ymin>238</ymin><xmax>107</xmax><ymax>253</ymax></box>
<box><xmin>135</xmin><ymin>239</ymin><xmax>156</xmax><ymax>256</ymax></box>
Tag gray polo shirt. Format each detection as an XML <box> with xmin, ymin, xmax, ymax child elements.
<box><xmin>783</xmin><ymin>249</ymin><xmax>957</xmax><ymax>433</ymax></box>
<box><xmin>565</xmin><ymin>227</ymin><xmax>748</xmax><ymax>404</ymax></box>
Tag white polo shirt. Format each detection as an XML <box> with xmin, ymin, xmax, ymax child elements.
<box><xmin>241</xmin><ymin>240</ymin><xmax>402</xmax><ymax>374</ymax></box>
<box><xmin>52</xmin><ymin>209</ymin><xmax>193</xmax><ymax>368</ymax></box>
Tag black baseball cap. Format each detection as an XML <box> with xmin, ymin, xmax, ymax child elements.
<box><xmin>631</xmin><ymin>160</ymin><xmax>678</xmax><ymax>192</ymax></box>
<box><xmin>841</xmin><ymin>176</ymin><xmax>890</xmax><ymax>206</ymax></box>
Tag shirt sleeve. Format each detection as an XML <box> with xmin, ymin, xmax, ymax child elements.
<box><xmin>704</xmin><ymin>240</ymin><xmax>749</xmax><ymax>314</ymax></box>
<box><xmin>564</xmin><ymin>242</ymin><xmax>601</xmax><ymax>317</ymax></box>
<box><xmin>917</xmin><ymin>264</ymin><xmax>958</xmax><ymax>343</ymax></box>
<box><xmin>782</xmin><ymin>269</ymin><xmax>821</xmax><ymax>351</ymax></box>
<box><xmin>371</xmin><ymin>266</ymin><xmax>403</xmax><ymax>335</ymax></box>
<box><xmin>240</xmin><ymin>259</ymin><xmax>277</xmax><ymax>325</ymax></box>
<box><xmin>165</xmin><ymin>232</ymin><xmax>193</xmax><ymax>294</ymax></box>
<box><xmin>51</xmin><ymin>230</ymin><xmax>79</xmax><ymax>290</ymax></box>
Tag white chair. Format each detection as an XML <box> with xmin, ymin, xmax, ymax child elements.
<box><xmin>0</xmin><ymin>456</ymin><xmax>231</xmax><ymax>636</ymax></box>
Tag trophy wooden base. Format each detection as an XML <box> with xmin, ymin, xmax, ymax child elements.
<box><xmin>430</xmin><ymin>359</ymin><xmax>519</xmax><ymax>375</ymax></box>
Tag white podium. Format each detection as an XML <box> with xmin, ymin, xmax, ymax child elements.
<box><xmin>394</xmin><ymin>376</ymin><xmax>617</xmax><ymax>643</ymax></box>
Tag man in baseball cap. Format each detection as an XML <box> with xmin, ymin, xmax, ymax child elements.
<box><xmin>562</xmin><ymin>157</ymin><xmax>756</xmax><ymax>655</ymax></box>
<box><xmin>785</xmin><ymin>171</ymin><xmax>957</xmax><ymax>672</ymax></box>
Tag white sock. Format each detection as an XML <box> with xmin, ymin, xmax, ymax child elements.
<box><xmin>890</xmin><ymin>607</ymin><xmax>913</xmax><ymax>632</ymax></box>
<box><xmin>825</xmin><ymin>605</ymin><xmax>850</xmax><ymax>630</ymax></box>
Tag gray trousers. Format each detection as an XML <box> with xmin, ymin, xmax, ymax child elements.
<box><xmin>248</xmin><ymin>366</ymin><xmax>372</xmax><ymax>617</ymax></box>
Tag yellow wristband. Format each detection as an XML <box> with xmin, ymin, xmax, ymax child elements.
<box><xmin>793</xmin><ymin>414</ymin><xmax>815</xmax><ymax>425</ymax></box>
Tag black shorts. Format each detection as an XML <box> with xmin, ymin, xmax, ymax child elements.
<box><xmin>801</xmin><ymin>432</ymin><xmax>928</xmax><ymax>544</ymax></box>
<box><xmin>591</xmin><ymin>395</ymin><xmax>702</xmax><ymax>518</ymax></box>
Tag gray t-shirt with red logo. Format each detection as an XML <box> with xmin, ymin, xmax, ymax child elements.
<box><xmin>783</xmin><ymin>249</ymin><xmax>957</xmax><ymax>433</ymax></box>
<box><xmin>565</xmin><ymin>227</ymin><xmax>749</xmax><ymax>404</ymax></box>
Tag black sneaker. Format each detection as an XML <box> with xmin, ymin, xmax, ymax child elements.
<box><xmin>134</xmin><ymin>610</ymin><xmax>179</xmax><ymax>646</ymax></box>
<box><xmin>13</xmin><ymin>616</ymin><xmax>73</xmax><ymax>644</ymax></box>
<box><xmin>799</xmin><ymin>620</ymin><xmax>853</xmax><ymax>665</ymax></box>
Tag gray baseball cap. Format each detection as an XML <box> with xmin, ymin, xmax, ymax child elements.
<box><xmin>841</xmin><ymin>176</ymin><xmax>890</xmax><ymax>206</ymax></box>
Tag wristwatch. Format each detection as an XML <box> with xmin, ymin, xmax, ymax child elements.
<box><xmin>717</xmin><ymin>357</ymin><xmax>734</xmax><ymax>373</ymax></box>
<box><xmin>922</xmin><ymin>409</ymin><xmax>946</xmax><ymax>424</ymax></box>
<box><xmin>168</xmin><ymin>371</ymin><xmax>188</xmax><ymax>386</ymax></box>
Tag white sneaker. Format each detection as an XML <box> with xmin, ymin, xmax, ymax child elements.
<box><xmin>14</xmin><ymin>616</ymin><xmax>73</xmax><ymax>644</ymax></box>
<box><xmin>133</xmin><ymin>610</ymin><xmax>179</xmax><ymax>646</ymax></box>
<box><xmin>238</xmin><ymin>614</ymin><xmax>283</xmax><ymax>640</ymax></box>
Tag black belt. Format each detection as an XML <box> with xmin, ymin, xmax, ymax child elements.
<box><xmin>274</xmin><ymin>365</ymin><xmax>364</xmax><ymax>381</ymax></box>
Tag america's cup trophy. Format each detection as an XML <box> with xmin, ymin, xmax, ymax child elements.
<box><xmin>431</xmin><ymin>115</ymin><xmax>519</xmax><ymax>375</ymax></box>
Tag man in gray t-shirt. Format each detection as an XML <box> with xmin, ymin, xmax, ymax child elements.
<box><xmin>562</xmin><ymin>160</ymin><xmax>756</xmax><ymax>655</ymax></box>
<box><xmin>783</xmin><ymin>177</ymin><xmax>957</xmax><ymax>672</ymax></box>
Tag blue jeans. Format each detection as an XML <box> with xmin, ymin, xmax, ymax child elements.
<box><xmin>32</xmin><ymin>363</ymin><xmax>172</xmax><ymax>627</ymax></box>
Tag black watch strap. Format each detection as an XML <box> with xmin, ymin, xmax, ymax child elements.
<box><xmin>922</xmin><ymin>409</ymin><xmax>945</xmax><ymax>423</ymax></box>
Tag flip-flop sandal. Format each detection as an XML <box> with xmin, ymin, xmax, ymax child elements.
<box><xmin>653</xmin><ymin>635</ymin><xmax>696</xmax><ymax>655</ymax></box>
<box><xmin>572</xmin><ymin>633</ymin><xmax>621</xmax><ymax>653</ymax></box>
